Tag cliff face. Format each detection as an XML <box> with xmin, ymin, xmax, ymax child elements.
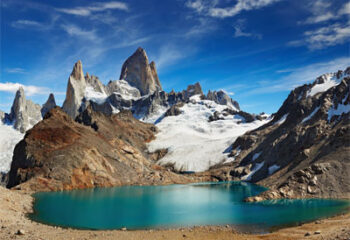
<box><xmin>62</xmin><ymin>60</ymin><xmax>87</xmax><ymax>119</ymax></box>
<box><xmin>7</xmin><ymin>107</ymin><xmax>199</xmax><ymax>191</ymax></box>
<box><xmin>7</xmin><ymin>87</ymin><xmax>42</xmax><ymax>133</ymax></box>
<box><xmin>209</xmin><ymin>68</ymin><xmax>350</xmax><ymax>200</ymax></box>
<box><xmin>119</xmin><ymin>47</ymin><xmax>162</xmax><ymax>95</ymax></box>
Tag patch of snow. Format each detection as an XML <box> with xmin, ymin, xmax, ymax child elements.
<box><xmin>252</xmin><ymin>151</ymin><xmax>262</xmax><ymax>161</ymax></box>
<box><xmin>112</xmin><ymin>80</ymin><xmax>141</xmax><ymax>101</ymax></box>
<box><xmin>0</xmin><ymin>122</ymin><xmax>24</xmax><ymax>173</ymax></box>
<box><xmin>140</xmin><ymin>105</ymin><xmax>168</xmax><ymax>124</ymax></box>
<box><xmin>148</xmin><ymin>98</ymin><xmax>269</xmax><ymax>172</ymax></box>
<box><xmin>328</xmin><ymin>93</ymin><xmax>350</xmax><ymax>121</ymax></box>
<box><xmin>301</xmin><ymin>106</ymin><xmax>320</xmax><ymax>123</ymax></box>
<box><xmin>328</xmin><ymin>103</ymin><xmax>350</xmax><ymax>121</ymax></box>
<box><xmin>307</xmin><ymin>72</ymin><xmax>348</xmax><ymax>97</ymax></box>
<box><xmin>242</xmin><ymin>161</ymin><xmax>265</xmax><ymax>181</ymax></box>
<box><xmin>268</xmin><ymin>164</ymin><xmax>280</xmax><ymax>175</ymax></box>
<box><xmin>223</xmin><ymin>146</ymin><xmax>241</xmax><ymax>164</ymax></box>
<box><xmin>111</xmin><ymin>105</ymin><xmax>120</xmax><ymax>114</ymax></box>
<box><xmin>85</xmin><ymin>86</ymin><xmax>108</xmax><ymax>104</ymax></box>
<box><xmin>297</xmin><ymin>92</ymin><xmax>303</xmax><ymax>101</ymax></box>
<box><xmin>273</xmin><ymin>113</ymin><xmax>289</xmax><ymax>125</ymax></box>
<box><xmin>189</xmin><ymin>94</ymin><xmax>203</xmax><ymax>102</ymax></box>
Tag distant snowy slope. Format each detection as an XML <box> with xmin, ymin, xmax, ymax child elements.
<box><xmin>148</xmin><ymin>95</ymin><xmax>270</xmax><ymax>172</ymax></box>
<box><xmin>0</xmin><ymin>122</ymin><xmax>24</xmax><ymax>173</ymax></box>
<box><xmin>307</xmin><ymin>71</ymin><xmax>349</xmax><ymax>97</ymax></box>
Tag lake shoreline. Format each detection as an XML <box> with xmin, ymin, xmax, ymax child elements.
<box><xmin>1</xmin><ymin>186</ymin><xmax>349</xmax><ymax>240</ymax></box>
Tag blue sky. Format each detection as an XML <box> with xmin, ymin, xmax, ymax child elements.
<box><xmin>1</xmin><ymin>0</ymin><xmax>349</xmax><ymax>114</ymax></box>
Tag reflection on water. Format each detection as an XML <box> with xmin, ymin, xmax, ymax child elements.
<box><xmin>30</xmin><ymin>182</ymin><xmax>349</xmax><ymax>231</ymax></box>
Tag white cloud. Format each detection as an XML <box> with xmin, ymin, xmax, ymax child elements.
<box><xmin>300</xmin><ymin>0</ymin><xmax>336</xmax><ymax>24</ymax></box>
<box><xmin>5</xmin><ymin>68</ymin><xmax>26</xmax><ymax>74</ymax></box>
<box><xmin>289</xmin><ymin>21</ymin><xmax>350</xmax><ymax>50</ymax></box>
<box><xmin>209</xmin><ymin>0</ymin><xmax>281</xmax><ymax>18</ymax></box>
<box><xmin>184</xmin><ymin>17</ymin><xmax>216</xmax><ymax>38</ymax></box>
<box><xmin>233</xmin><ymin>19</ymin><xmax>262</xmax><ymax>39</ymax></box>
<box><xmin>186</xmin><ymin>0</ymin><xmax>280</xmax><ymax>18</ymax></box>
<box><xmin>0</xmin><ymin>82</ymin><xmax>50</xmax><ymax>96</ymax></box>
<box><xmin>154</xmin><ymin>45</ymin><xmax>187</xmax><ymax>70</ymax></box>
<box><xmin>290</xmin><ymin>1</ymin><xmax>350</xmax><ymax>50</ymax></box>
<box><xmin>56</xmin><ymin>1</ymin><xmax>128</xmax><ymax>16</ymax></box>
<box><xmin>186</xmin><ymin>0</ymin><xmax>218</xmax><ymax>14</ymax></box>
<box><xmin>61</xmin><ymin>24</ymin><xmax>98</xmax><ymax>41</ymax></box>
<box><xmin>11</xmin><ymin>20</ymin><xmax>45</xmax><ymax>29</ymax></box>
<box><xmin>339</xmin><ymin>2</ymin><xmax>350</xmax><ymax>15</ymax></box>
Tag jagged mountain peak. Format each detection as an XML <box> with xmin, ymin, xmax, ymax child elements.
<box><xmin>71</xmin><ymin>60</ymin><xmax>84</xmax><ymax>81</ymax></box>
<box><xmin>62</xmin><ymin>60</ymin><xmax>87</xmax><ymax>118</ymax></box>
<box><xmin>41</xmin><ymin>93</ymin><xmax>57</xmax><ymax>117</ymax></box>
<box><xmin>119</xmin><ymin>47</ymin><xmax>162</xmax><ymax>95</ymax></box>
<box><xmin>7</xmin><ymin>87</ymin><xmax>42</xmax><ymax>133</ymax></box>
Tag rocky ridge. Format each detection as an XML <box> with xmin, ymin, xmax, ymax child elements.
<box><xmin>59</xmin><ymin>48</ymin><xmax>246</xmax><ymax>124</ymax></box>
<box><xmin>7</xmin><ymin>106</ymin><xmax>203</xmax><ymax>191</ymax></box>
<box><xmin>208</xmin><ymin>67</ymin><xmax>350</xmax><ymax>200</ymax></box>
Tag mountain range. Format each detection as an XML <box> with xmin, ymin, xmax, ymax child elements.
<box><xmin>1</xmin><ymin>47</ymin><xmax>349</xmax><ymax>199</ymax></box>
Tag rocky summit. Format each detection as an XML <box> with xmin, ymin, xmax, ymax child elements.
<box><xmin>5</xmin><ymin>87</ymin><xmax>42</xmax><ymax>133</ymax></box>
<box><xmin>209</xmin><ymin>67</ymin><xmax>350</xmax><ymax>200</ymax></box>
<box><xmin>120</xmin><ymin>47</ymin><xmax>162</xmax><ymax>95</ymax></box>
<box><xmin>62</xmin><ymin>60</ymin><xmax>87</xmax><ymax>118</ymax></box>
<box><xmin>41</xmin><ymin>93</ymin><xmax>57</xmax><ymax>117</ymax></box>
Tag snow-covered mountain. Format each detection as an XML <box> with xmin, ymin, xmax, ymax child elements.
<box><xmin>57</xmin><ymin>48</ymin><xmax>267</xmax><ymax>172</ymax></box>
<box><xmin>0</xmin><ymin>89</ymin><xmax>57</xmax><ymax>175</ymax></box>
<box><xmin>2</xmin><ymin>47</ymin><xmax>348</xmax><ymax>188</ymax></box>
<box><xmin>148</xmin><ymin>95</ymin><xmax>269</xmax><ymax>172</ymax></box>
<box><xmin>209</xmin><ymin>67</ymin><xmax>350</xmax><ymax>200</ymax></box>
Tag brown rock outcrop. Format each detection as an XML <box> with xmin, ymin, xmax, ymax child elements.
<box><xmin>7</xmin><ymin>107</ymin><xmax>200</xmax><ymax>191</ymax></box>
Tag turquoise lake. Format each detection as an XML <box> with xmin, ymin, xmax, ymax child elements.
<box><xmin>30</xmin><ymin>182</ymin><xmax>349</xmax><ymax>231</ymax></box>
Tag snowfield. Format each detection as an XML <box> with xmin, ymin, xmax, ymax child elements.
<box><xmin>0</xmin><ymin>122</ymin><xmax>24</xmax><ymax>173</ymax></box>
<box><xmin>147</xmin><ymin>95</ymin><xmax>270</xmax><ymax>172</ymax></box>
<box><xmin>307</xmin><ymin>72</ymin><xmax>349</xmax><ymax>98</ymax></box>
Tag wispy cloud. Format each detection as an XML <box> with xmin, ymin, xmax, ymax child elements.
<box><xmin>5</xmin><ymin>68</ymin><xmax>26</xmax><ymax>74</ymax></box>
<box><xmin>56</xmin><ymin>1</ymin><xmax>128</xmax><ymax>16</ymax></box>
<box><xmin>233</xmin><ymin>19</ymin><xmax>262</xmax><ymax>39</ymax></box>
<box><xmin>186</xmin><ymin>0</ymin><xmax>281</xmax><ymax>18</ymax></box>
<box><xmin>300</xmin><ymin>0</ymin><xmax>336</xmax><ymax>25</ymax></box>
<box><xmin>290</xmin><ymin>1</ymin><xmax>350</xmax><ymax>50</ymax></box>
<box><xmin>288</xmin><ymin>21</ymin><xmax>350</xmax><ymax>50</ymax></box>
<box><xmin>61</xmin><ymin>24</ymin><xmax>98</xmax><ymax>41</ymax></box>
<box><xmin>11</xmin><ymin>20</ymin><xmax>46</xmax><ymax>29</ymax></box>
<box><xmin>0</xmin><ymin>82</ymin><xmax>50</xmax><ymax>96</ymax></box>
<box><xmin>339</xmin><ymin>2</ymin><xmax>350</xmax><ymax>15</ymax></box>
<box><xmin>154</xmin><ymin>45</ymin><xmax>188</xmax><ymax>70</ymax></box>
<box><xmin>209</xmin><ymin>0</ymin><xmax>281</xmax><ymax>18</ymax></box>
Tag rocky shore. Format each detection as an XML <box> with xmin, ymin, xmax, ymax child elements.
<box><xmin>0</xmin><ymin>186</ymin><xmax>349</xmax><ymax>240</ymax></box>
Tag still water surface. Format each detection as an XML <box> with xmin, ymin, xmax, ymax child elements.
<box><xmin>30</xmin><ymin>182</ymin><xmax>349</xmax><ymax>230</ymax></box>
